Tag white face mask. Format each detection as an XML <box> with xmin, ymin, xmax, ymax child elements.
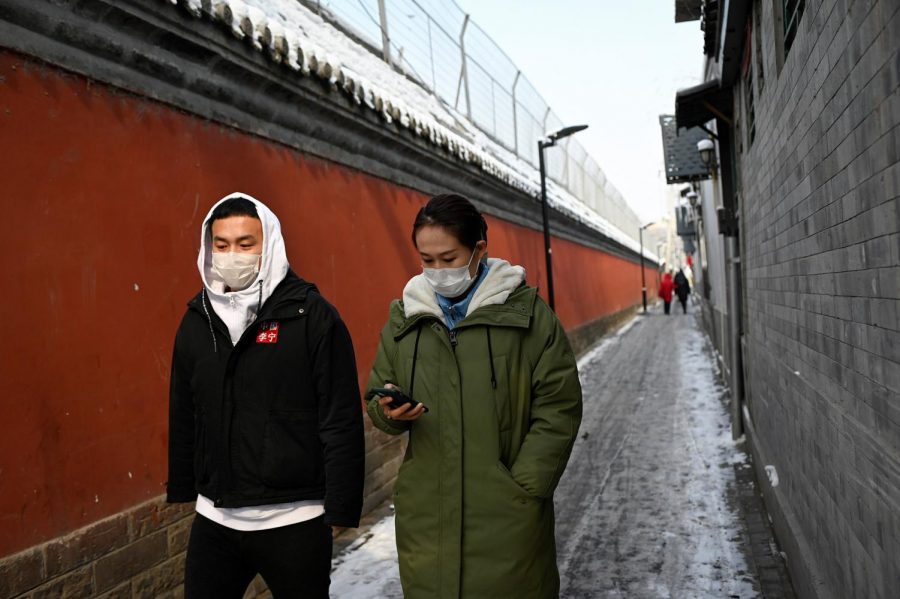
<box><xmin>423</xmin><ymin>249</ymin><xmax>479</xmax><ymax>298</ymax></box>
<box><xmin>212</xmin><ymin>252</ymin><xmax>261</xmax><ymax>291</ymax></box>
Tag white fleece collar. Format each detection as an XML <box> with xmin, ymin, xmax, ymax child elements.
<box><xmin>402</xmin><ymin>258</ymin><xmax>526</xmax><ymax>320</ymax></box>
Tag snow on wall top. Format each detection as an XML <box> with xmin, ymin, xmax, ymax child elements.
<box><xmin>164</xmin><ymin>0</ymin><xmax>657</xmax><ymax>261</ymax></box>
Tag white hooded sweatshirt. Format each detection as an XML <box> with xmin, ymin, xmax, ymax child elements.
<box><xmin>194</xmin><ymin>192</ymin><xmax>325</xmax><ymax>531</ymax></box>
<box><xmin>197</xmin><ymin>192</ymin><xmax>290</xmax><ymax>346</ymax></box>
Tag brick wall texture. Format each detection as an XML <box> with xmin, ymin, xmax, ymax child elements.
<box><xmin>0</xmin><ymin>499</ymin><xmax>194</xmax><ymax>599</ymax></box>
<box><xmin>0</xmin><ymin>498</ymin><xmax>280</xmax><ymax>599</ymax></box>
<box><xmin>740</xmin><ymin>1</ymin><xmax>900</xmax><ymax>597</ymax></box>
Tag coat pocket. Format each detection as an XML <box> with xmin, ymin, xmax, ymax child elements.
<box><xmin>495</xmin><ymin>461</ymin><xmax>541</xmax><ymax>504</ymax></box>
<box><xmin>260</xmin><ymin>410</ymin><xmax>322</xmax><ymax>489</ymax></box>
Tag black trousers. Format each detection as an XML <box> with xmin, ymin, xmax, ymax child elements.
<box><xmin>678</xmin><ymin>296</ymin><xmax>688</xmax><ymax>313</ymax></box>
<box><xmin>664</xmin><ymin>300</ymin><xmax>671</xmax><ymax>314</ymax></box>
<box><xmin>184</xmin><ymin>513</ymin><xmax>332</xmax><ymax>599</ymax></box>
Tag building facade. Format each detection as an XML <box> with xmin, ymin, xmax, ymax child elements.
<box><xmin>674</xmin><ymin>1</ymin><xmax>900</xmax><ymax>597</ymax></box>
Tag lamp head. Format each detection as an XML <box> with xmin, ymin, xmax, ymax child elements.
<box><xmin>548</xmin><ymin>124</ymin><xmax>588</xmax><ymax>143</ymax></box>
<box><xmin>697</xmin><ymin>138</ymin><xmax>715</xmax><ymax>166</ymax></box>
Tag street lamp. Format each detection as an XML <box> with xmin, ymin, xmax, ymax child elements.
<box><xmin>538</xmin><ymin>123</ymin><xmax>588</xmax><ymax>311</ymax></box>
<box><xmin>639</xmin><ymin>222</ymin><xmax>655</xmax><ymax>313</ymax></box>
<box><xmin>697</xmin><ymin>138</ymin><xmax>715</xmax><ymax>168</ymax></box>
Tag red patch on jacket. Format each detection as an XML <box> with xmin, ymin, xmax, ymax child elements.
<box><xmin>256</xmin><ymin>322</ymin><xmax>280</xmax><ymax>344</ymax></box>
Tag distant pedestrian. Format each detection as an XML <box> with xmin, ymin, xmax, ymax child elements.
<box><xmin>365</xmin><ymin>193</ymin><xmax>583</xmax><ymax>598</ymax></box>
<box><xmin>683</xmin><ymin>264</ymin><xmax>694</xmax><ymax>291</ymax></box>
<box><xmin>674</xmin><ymin>268</ymin><xmax>691</xmax><ymax>314</ymax></box>
<box><xmin>167</xmin><ymin>193</ymin><xmax>365</xmax><ymax>599</ymax></box>
<box><xmin>658</xmin><ymin>270</ymin><xmax>675</xmax><ymax>315</ymax></box>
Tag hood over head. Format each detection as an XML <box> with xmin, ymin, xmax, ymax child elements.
<box><xmin>198</xmin><ymin>192</ymin><xmax>290</xmax><ymax>346</ymax></box>
<box><xmin>198</xmin><ymin>192</ymin><xmax>289</xmax><ymax>300</ymax></box>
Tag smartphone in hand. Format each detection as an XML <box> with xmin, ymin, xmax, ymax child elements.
<box><xmin>371</xmin><ymin>387</ymin><xmax>429</xmax><ymax>413</ymax></box>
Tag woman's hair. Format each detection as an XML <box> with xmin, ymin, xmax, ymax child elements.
<box><xmin>412</xmin><ymin>194</ymin><xmax>488</xmax><ymax>249</ymax></box>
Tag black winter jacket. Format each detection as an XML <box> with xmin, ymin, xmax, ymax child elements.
<box><xmin>166</xmin><ymin>271</ymin><xmax>364</xmax><ymax>528</ymax></box>
<box><xmin>674</xmin><ymin>271</ymin><xmax>691</xmax><ymax>300</ymax></box>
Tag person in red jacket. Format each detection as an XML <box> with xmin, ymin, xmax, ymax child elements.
<box><xmin>658</xmin><ymin>270</ymin><xmax>675</xmax><ymax>315</ymax></box>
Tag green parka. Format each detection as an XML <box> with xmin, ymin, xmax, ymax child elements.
<box><xmin>366</xmin><ymin>259</ymin><xmax>583</xmax><ymax>599</ymax></box>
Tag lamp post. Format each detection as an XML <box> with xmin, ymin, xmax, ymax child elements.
<box><xmin>686</xmin><ymin>190</ymin><xmax>703</xmax><ymax>291</ymax></box>
<box><xmin>538</xmin><ymin>124</ymin><xmax>588</xmax><ymax>311</ymax></box>
<box><xmin>639</xmin><ymin>222</ymin><xmax>655</xmax><ymax>313</ymax></box>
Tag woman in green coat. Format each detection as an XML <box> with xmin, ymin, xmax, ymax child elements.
<box><xmin>366</xmin><ymin>194</ymin><xmax>583</xmax><ymax>599</ymax></box>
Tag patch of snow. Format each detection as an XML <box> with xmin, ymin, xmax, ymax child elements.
<box><xmin>183</xmin><ymin>0</ymin><xmax>203</xmax><ymax>17</ymax></box>
<box><xmin>330</xmin><ymin>514</ymin><xmax>402</xmax><ymax>598</ymax></box>
<box><xmin>765</xmin><ymin>465</ymin><xmax>779</xmax><ymax>487</ymax></box>
<box><xmin>577</xmin><ymin>316</ymin><xmax>638</xmax><ymax>374</ymax></box>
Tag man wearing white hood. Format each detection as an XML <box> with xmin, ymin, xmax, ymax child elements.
<box><xmin>167</xmin><ymin>193</ymin><xmax>364</xmax><ymax>598</ymax></box>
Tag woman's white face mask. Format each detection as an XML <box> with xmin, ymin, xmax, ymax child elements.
<box><xmin>212</xmin><ymin>252</ymin><xmax>261</xmax><ymax>291</ymax></box>
<box><xmin>423</xmin><ymin>249</ymin><xmax>478</xmax><ymax>298</ymax></box>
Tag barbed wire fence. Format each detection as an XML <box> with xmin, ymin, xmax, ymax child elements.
<box><xmin>303</xmin><ymin>0</ymin><xmax>643</xmax><ymax>243</ymax></box>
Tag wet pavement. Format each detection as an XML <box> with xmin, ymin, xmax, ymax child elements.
<box><xmin>330</xmin><ymin>306</ymin><xmax>796</xmax><ymax>598</ymax></box>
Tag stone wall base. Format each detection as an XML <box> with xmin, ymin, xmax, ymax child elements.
<box><xmin>0</xmin><ymin>494</ymin><xmax>286</xmax><ymax>599</ymax></box>
<box><xmin>0</xmin><ymin>497</ymin><xmax>193</xmax><ymax>598</ymax></box>
<box><xmin>567</xmin><ymin>304</ymin><xmax>642</xmax><ymax>358</ymax></box>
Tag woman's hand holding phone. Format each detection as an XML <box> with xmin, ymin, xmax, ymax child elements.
<box><xmin>376</xmin><ymin>383</ymin><xmax>427</xmax><ymax>421</ymax></box>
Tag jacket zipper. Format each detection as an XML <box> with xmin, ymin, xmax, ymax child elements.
<box><xmin>447</xmin><ymin>326</ymin><xmax>463</xmax><ymax>570</ymax></box>
<box><xmin>215</xmin><ymin>309</ymin><xmax>307</xmax><ymax>507</ymax></box>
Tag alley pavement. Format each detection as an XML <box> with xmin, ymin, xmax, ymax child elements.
<box><xmin>329</xmin><ymin>304</ymin><xmax>795</xmax><ymax>598</ymax></box>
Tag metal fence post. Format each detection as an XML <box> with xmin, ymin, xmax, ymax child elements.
<box><xmin>542</xmin><ymin>107</ymin><xmax>552</xmax><ymax>177</ymax></box>
<box><xmin>427</xmin><ymin>17</ymin><xmax>436</xmax><ymax>91</ymax></box>
<box><xmin>512</xmin><ymin>70</ymin><xmax>521</xmax><ymax>157</ymax></box>
<box><xmin>579</xmin><ymin>151</ymin><xmax>591</xmax><ymax>204</ymax></box>
<box><xmin>491</xmin><ymin>80</ymin><xmax>497</xmax><ymax>135</ymax></box>
<box><xmin>377</xmin><ymin>0</ymin><xmax>391</xmax><ymax>65</ymax></box>
<box><xmin>454</xmin><ymin>15</ymin><xmax>472</xmax><ymax>119</ymax></box>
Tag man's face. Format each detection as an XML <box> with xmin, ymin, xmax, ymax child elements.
<box><xmin>211</xmin><ymin>216</ymin><xmax>263</xmax><ymax>254</ymax></box>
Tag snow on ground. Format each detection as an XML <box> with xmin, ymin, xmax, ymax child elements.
<box><xmin>330</xmin><ymin>512</ymin><xmax>402</xmax><ymax>598</ymax></box>
<box><xmin>557</xmin><ymin>314</ymin><xmax>756</xmax><ymax>597</ymax></box>
<box><xmin>576</xmin><ymin>317</ymin><xmax>638</xmax><ymax>375</ymax></box>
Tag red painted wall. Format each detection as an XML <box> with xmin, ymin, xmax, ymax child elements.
<box><xmin>0</xmin><ymin>51</ymin><xmax>656</xmax><ymax>556</ymax></box>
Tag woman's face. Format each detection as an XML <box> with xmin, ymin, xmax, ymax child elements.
<box><xmin>415</xmin><ymin>225</ymin><xmax>486</xmax><ymax>277</ymax></box>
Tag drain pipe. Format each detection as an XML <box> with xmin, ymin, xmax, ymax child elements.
<box><xmin>725</xmin><ymin>235</ymin><xmax>743</xmax><ymax>439</ymax></box>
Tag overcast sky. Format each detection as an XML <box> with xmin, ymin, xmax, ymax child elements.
<box><xmin>452</xmin><ymin>0</ymin><xmax>704</xmax><ymax>224</ymax></box>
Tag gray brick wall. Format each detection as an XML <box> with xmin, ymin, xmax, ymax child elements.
<box><xmin>739</xmin><ymin>1</ymin><xmax>900</xmax><ymax>597</ymax></box>
<box><xmin>0</xmin><ymin>499</ymin><xmax>194</xmax><ymax>598</ymax></box>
